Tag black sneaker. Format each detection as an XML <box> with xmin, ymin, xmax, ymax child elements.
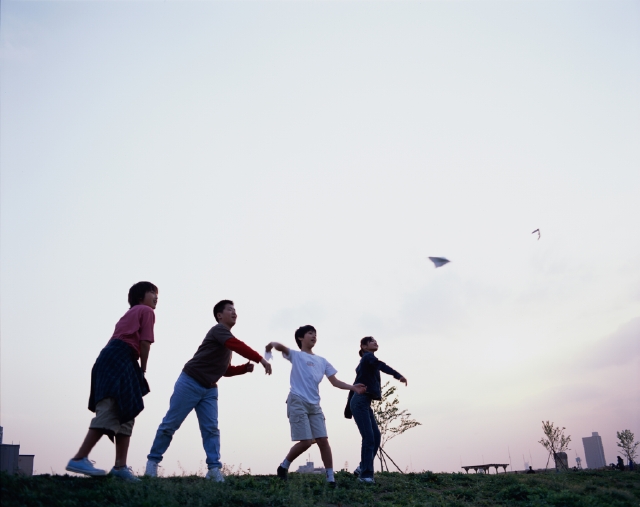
<box><xmin>327</xmin><ymin>481</ymin><xmax>337</xmax><ymax>489</ymax></box>
<box><xmin>277</xmin><ymin>466</ymin><xmax>288</xmax><ymax>481</ymax></box>
<box><xmin>353</xmin><ymin>465</ymin><xmax>361</xmax><ymax>478</ymax></box>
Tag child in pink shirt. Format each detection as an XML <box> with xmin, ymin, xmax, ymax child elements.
<box><xmin>66</xmin><ymin>281</ymin><xmax>158</xmax><ymax>482</ymax></box>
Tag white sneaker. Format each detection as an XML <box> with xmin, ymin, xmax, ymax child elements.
<box><xmin>353</xmin><ymin>465</ymin><xmax>361</xmax><ymax>477</ymax></box>
<box><xmin>65</xmin><ymin>458</ymin><xmax>107</xmax><ymax>477</ymax></box>
<box><xmin>109</xmin><ymin>466</ymin><xmax>141</xmax><ymax>483</ymax></box>
<box><xmin>358</xmin><ymin>477</ymin><xmax>375</xmax><ymax>484</ymax></box>
<box><xmin>206</xmin><ymin>468</ymin><xmax>225</xmax><ymax>482</ymax></box>
<box><xmin>145</xmin><ymin>460</ymin><xmax>159</xmax><ymax>477</ymax></box>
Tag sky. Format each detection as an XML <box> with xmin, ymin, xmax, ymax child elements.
<box><xmin>1</xmin><ymin>0</ymin><xmax>639</xmax><ymax>477</ymax></box>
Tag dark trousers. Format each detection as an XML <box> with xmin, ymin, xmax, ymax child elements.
<box><xmin>350</xmin><ymin>393</ymin><xmax>381</xmax><ymax>478</ymax></box>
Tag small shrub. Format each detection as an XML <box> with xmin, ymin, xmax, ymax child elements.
<box><xmin>417</xmin><ymin>471</ymin><xmax>441</xmax><ymax>484</ymax></box>
<box><xmin>594</xmin><ymin>488</ymin><xmax>636</xmax><ymax>506</ymax></box>
<box><xmin>450</xmin><ymin>487</ymin><xmax>476</xmax><ymax>501</ymax></box>
<box><xmin>548</xmin><ymin>490</ymin><xmax>584</xmax><ymax>507</ymax></box>
<box><xmin>496</xmin><ymin>483</ymin><xmax>532</xmax><ymax>502</ymax></box>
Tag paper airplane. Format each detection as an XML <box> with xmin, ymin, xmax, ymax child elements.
<box><xmin>428</xmin><ymin>257</ymin><xmax>450</xmax><ymax>268</ymax></box>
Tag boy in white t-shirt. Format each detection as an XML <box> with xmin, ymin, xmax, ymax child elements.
<box><xmin>266</xmin><ymin>325</ymin><xmax>366</xmax><ymax>487</ymax></box>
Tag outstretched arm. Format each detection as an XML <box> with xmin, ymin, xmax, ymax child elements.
<box><xmin>327</xmin><ymin>375</ymin><xmax>366</xmax><ymax>394</ymax></box>
<box><xmin>378</xmin><ymin>361</ymin><xmax>408</xmax><ymax>385</ymax></box>
<box><xmin>225</xmin><ymin>337</ymin><xmax>272</xmax><ymax>375</ymax></box>
<box><xmin>266</xmin><ymin>341</ymin><xmax>290</xmax><ymax>356</ymax></box>
<box><xmin>224</xmin><ymin>362</ymin><xmax>254</xmax><ymax>377</ymax></box>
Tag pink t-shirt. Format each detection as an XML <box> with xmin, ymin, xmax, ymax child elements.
<box><xmin>111</xmin><ymin>305</ymin><xmax>155</xmax><ymax>357</ymax></box>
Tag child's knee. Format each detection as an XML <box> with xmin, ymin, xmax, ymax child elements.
<box><xmin>316</xmin><ymin>437</ymin><xmax>330</xmax><ymax>448</ymax></box>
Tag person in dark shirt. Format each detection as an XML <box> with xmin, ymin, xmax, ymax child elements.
<box><xmin>346</xmin><ymin>337</ymin><xmax>407</xmax><ymax>484</ymax></box>
<box><xmin>145</xmin><ymin>300</ymin><xmax>271</xmax><ymax>482</ymax></box>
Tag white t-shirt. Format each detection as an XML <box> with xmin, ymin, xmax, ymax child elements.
<box><xmin>283</xmin><ymin>349</ymin><xmax>337</xmax><ymax>405</ymax></box>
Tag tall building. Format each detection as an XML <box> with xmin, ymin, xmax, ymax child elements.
<box><xmin>582</xmin><ymin>432</ymin><xmax>606</xmax><ymax>469</ymax></box>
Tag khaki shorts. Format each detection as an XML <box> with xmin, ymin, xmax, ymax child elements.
<box><xmin>89</xmin><ymin>397</ymin><xmax>135</xmax><ymax>437</ymax></box>
<box><xmin>287</xmin><ymin>393</ymin><xmax>327</xmax><ymax>441</ymax></box>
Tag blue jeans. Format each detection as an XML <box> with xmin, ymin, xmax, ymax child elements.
<box><xmin>147</xmin><ymin>372</ymin><xmax>221</xmax><ymax>469</ymax></box>
<box><xmin>350</xmin><ymin>393</ymin><xmax>380</xmax><ymax>479</ymax></box>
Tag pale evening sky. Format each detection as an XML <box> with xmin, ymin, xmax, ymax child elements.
<box><xmin>1</xmin><ymin>0</ymin><xmax>639</xmax><ymax>476</ymax></box>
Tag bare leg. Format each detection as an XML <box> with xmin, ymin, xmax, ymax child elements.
<box><xmin>114</xmin><ymin>435</ymin><xmax>130</xmax><ymax>468</ymax></box>
<box><xmin>285</xmin><ymin>439</ymin><xmax>314</xmax><ymax>463</ymax></box>
<box><xmin>72</xmin><ymin>429</ymin><xmax>103</xmax><ymax>460</ymax></box>
<box><xmin>316</xmin><ymin>437</ymin><xmax>333</xmax><ymax>469</ymax></box>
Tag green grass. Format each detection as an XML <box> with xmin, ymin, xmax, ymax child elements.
<box><xmin>2</xmin><ymin>469</ymin><xmax>639</xmax><ymax>507</ymax></box>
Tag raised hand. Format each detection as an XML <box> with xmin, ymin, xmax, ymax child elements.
<box><xmin>246</xmin><ymin>362</ymin><xmax>255</xmax><ymax>373</ymax></box>
<box><xmin>399</xmin><ymin>377</ymin><xmax>407</xmax><ymax>385</ymax></box>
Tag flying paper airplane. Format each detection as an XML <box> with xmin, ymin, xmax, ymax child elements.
<box><xmin>532</xmin><ymin>229</ymin><xmax>540</xmax><ymax>240</ymax></box>
<box><xmin>428</xmin><ymin>257</ymin><xmax>450</xmax><ymax>268</ymax></box>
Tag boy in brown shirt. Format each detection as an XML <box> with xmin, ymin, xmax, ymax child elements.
<box><xmin>145</xmin><ymin>300</ymin><xmax>271</xmax><ymax>481</ymax></box>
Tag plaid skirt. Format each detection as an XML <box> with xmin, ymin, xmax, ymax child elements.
<box><xmin>88</xmin><ymin>339</ymin><xmax>150</xmax><ymax>424</ymax></box>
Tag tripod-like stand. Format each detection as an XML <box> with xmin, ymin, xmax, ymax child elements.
<box><xmin>377</xmin><ymin>447</ymin><xmax>405</xmax><ymax>473</ymax></box>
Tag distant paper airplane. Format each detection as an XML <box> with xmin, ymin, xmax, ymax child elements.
<box><xmin>428</xmin><ymin>257</ymin><xmax>450</xmax><ymax>268</ymax></box>
<box><xmin>532</xmin><ymin>229</ymin><xmax>540</xmax><ymax>240</ymax></box>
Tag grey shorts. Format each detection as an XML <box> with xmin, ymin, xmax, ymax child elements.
<box><xmin>286</xmin><ymin>393</ymin><xmax>327</xmax><ymax>441</ymax></box>
<box><xmin>89</xmin><ymin>397</ymin><xmax>135</xmax><ymax>437</ymax></box>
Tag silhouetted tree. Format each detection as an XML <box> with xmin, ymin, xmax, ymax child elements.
<box><xmin>372</xmin><ymin>382</ymin><xmax>421</xmax><ymax>472</ymax></box>
<box><xmin>539</xmin><ymin>421</ymin><xmax>571</xmax><ymax>471</ymax></box>
<box><xmin>616</xmin><ymin>430</ymin><xmax>639</xmax><ymax>465</ymax></box>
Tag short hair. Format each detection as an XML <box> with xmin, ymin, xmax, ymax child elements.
<box><xmin>359</xmin><ymin>336</ymin><xmax>375</xmax><ymax>357</ymax></box>
<box><xmin>128</xmin><ymin>281</ymin><xmax>158</xmax><ymax>308</ymax></box>
<box><xmin>213</xmin><ymin>300</ymin><xmax>234</xmax><ymax>322</ymax></box>
<box><xmin>294</xmin><ymin>325</ymin><xmax>316</xmax><ymax>349</ymax></box>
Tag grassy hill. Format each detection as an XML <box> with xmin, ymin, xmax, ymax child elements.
<box><xmin>2</xmin><ymin>469</ymin><xmax>638</xmax><ymax>506</ymax></box>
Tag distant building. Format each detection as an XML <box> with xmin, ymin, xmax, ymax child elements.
<box><xmin>296</xmin><ymin>461</ymin><xmax>325</xmax><ymax>474</ymax></box>
<box><xmin>0</xmin><ymin>427</ymin><xmax>35</xmax><ymax>476</ymax></box>
<box><xmin>18</xmin><ymin>455</ymin><xmax>35</xmax><ymax>476</ymax></box>
<box><xmin>0</xmin><ymin>444</ymin><xmax>20</xmax><ymax>474</ymax></box>
<box><xmin>582</xmin><ymin>432</ymin><xmax>606</xmax><ymax>469</ymax></box>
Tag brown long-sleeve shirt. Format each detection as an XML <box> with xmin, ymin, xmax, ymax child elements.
<box><xmin>182</xmin><ymin>323</ymin><xmax>262</xmax><ymax>388</ymax></box>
